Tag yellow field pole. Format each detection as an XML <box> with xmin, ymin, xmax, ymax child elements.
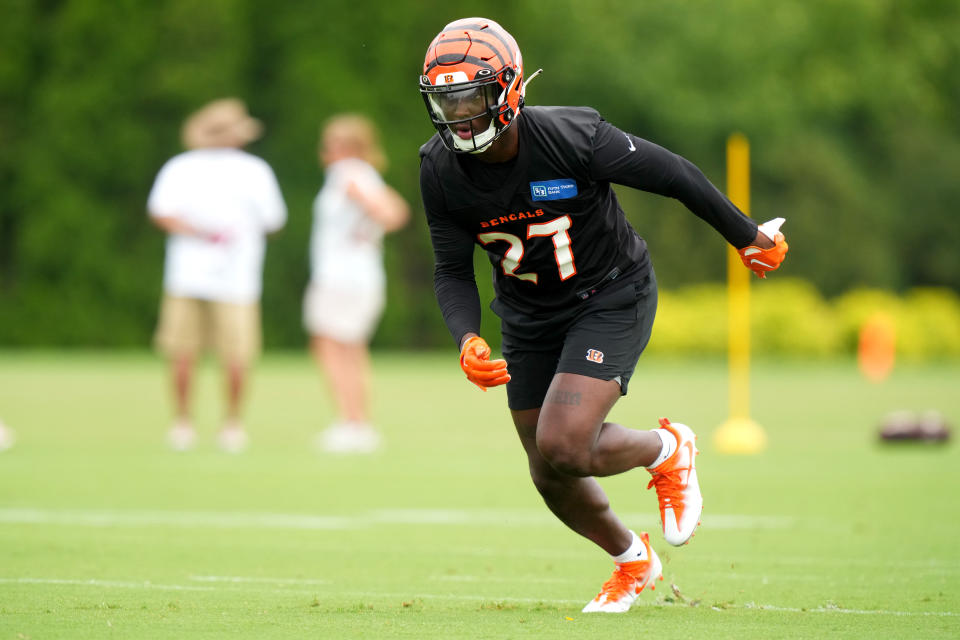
<box><xmin>714</xmin><ymin>133</ymin><xmax>767</xmax><ymax>454</ymax></box>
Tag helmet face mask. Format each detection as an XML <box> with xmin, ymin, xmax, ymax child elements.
<box><xmin>421</xmin><ymin>71</ymin><xmax>512</xmax><ymax>153</ymax></box>
<box><xmin>419</xmin><ymin>18</ymin><xmax>525</xmax><ymax>154</ymax></box>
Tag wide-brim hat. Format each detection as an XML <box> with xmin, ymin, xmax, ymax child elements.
<box><xmin>181</xmin><ymin>98</ymin><xmax>263</xmax><ymax>149</ymax></box>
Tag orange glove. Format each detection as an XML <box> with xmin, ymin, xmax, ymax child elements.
<box><xmin>459</xmin><ymin>336</ymin><xmax>511</xmax><ymax>391</ymax></box>
<box><xmin>738</xmin><ymin>217</ymin><xmax>789</xmax><ymax>279</ymax></box>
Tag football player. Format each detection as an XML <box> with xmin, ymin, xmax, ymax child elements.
<box><xmin>418</xmin><ymin>17</ymin><xmax>788</xmax><ymax>613</ymax></box>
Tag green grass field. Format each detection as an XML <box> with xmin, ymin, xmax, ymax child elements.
<box><xmin>0</xmin><ymin>351</ymin><xmax>957</xmax><ymax>639</ymax></box>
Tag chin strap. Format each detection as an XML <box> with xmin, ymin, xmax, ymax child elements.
<box><xmin>522</xmin><ymin>68</ymin><xmax>543</xmax><ymax>94</ymax></box>
<box><xmin>459</xmin><ymin>69</ymin><xmax>542</xmax><ymax>155</ymax></box>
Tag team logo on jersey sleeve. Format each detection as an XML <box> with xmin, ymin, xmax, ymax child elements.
<box><xmin>530</xmin><ymin>179</ymin><xmax>578</xmax><ymax>201</ymax></box>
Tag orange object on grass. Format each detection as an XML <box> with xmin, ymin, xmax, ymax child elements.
<box><xmin>858</xmin><ymin>312</ymin><xmax>896</xmax><ymax>382</ymax></box>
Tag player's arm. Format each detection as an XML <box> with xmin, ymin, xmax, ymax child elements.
<box><xmin>589</xmin><ymin>121</ymin><xmax>788</xmax><ymax>276</ymax></box>
<box><xmin>429</xmin><ymin>230</ymin><xmax>510</xmax><ymax>390</ymax></box>
<box><xmin>420</xmin><ymin>157</ymin><xmax>481</xmax><ymax>345</ymax></box>
<box><xmin>420</xmin><ymin>158</ymin><xmax>509</xmax><ymax>390</ymax></box>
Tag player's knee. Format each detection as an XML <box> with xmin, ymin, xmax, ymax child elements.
<box><xmin>528</xmin><ymin>463</ymin><xmax>579</xmax><ymax>505</ymax></box>
<box><xmin>536</xmin><ymin>430</ymin><xmax>592</xmax><ymax>476</ymax></box>
<box><xmin>528</xmin><ymin>465</ymin><xmax>560</xmax><ymax>499</ymax></box>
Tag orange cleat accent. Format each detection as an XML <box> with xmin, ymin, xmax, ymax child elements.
<box><xmin>647</xmin><ymin>418</ymin><xmax>703</xmax><ymax>546</ymax></box>
<box><xmin>582</xmin><ymin>532</ymin><xmax>663</xmax><ymax>613</ymax></box>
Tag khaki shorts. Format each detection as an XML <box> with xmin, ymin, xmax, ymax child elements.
<box><xmin>154</xmin><ymin>295</ymin><xmax>261</xmax><ymax>364</ymax></box>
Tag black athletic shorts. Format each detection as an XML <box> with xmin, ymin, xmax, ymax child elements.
<box><xmin>495</xmin><ymin>269</ymin><xmax>658</xmax><ymax>411</ymax></box>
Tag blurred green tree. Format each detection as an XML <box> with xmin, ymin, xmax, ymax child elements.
<box><xmin>0</xmin><ymin>0</ymin><xmax>957</xmax><ymax>348</ymax></box>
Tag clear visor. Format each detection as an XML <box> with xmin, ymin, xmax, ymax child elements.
<box><xmin>425</xmin><ymin>83</ymin><xmax>501</xmax><ymax>124</ymax></box>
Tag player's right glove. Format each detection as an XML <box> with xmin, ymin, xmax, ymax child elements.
<box><xmin>738</xmin><ymin>217</ymin><xmax>789</xmax><ymax>279</ymax></box>
<box><xmin>459</xmin><ymin>336</ymin><xmax>511</xmax><ymax>391</ymax></box>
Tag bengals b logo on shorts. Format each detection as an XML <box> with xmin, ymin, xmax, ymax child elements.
<box><xmin>585</xmin><ymin>349</ymin><xmax>604</xmax><ymax>363</ymax></box>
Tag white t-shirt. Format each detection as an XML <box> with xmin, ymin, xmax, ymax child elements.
<box><xmin>309</xmin><ymin>158</ymin><xmax>387</xmax><ymax>292</ymax></box>
<box><xmin>148</xmin><ymin>149</ymin><xmax>287</xmax><ymax>303</ymax></box>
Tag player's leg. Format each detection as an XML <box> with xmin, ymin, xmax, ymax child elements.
<box><xmin>504</xmin><ymin>319</ymin><xmax>663</xmax><ymax>614</ymax></box>
<box><xmin>513</xmin><ymin>406</ymin><xmax>663</xmax><ymax>613</ymax></box>
<box><xmin>518</xmin><ymin>271</ymin><xmax>691</xmax><ymax>610</ymax></box>
<box><xmin>536</xmin><ymin>372</ymin><xmax>662</xmax><ymax>477</ymax></box>
<box><xmin>534</xmin><ymin>271</ymin><xmax>662</xmax><ymax>477</ymax></box>
<box><xmin>537</xmin><ymin>371</ymin><xmax>702</xmax><ymax>546</ymax></box>
<box><xmin>500</xmin><ymin>286</ymin><xmax>660</xmax><ymax>532</ymax></box>
<box><xmin>512</xmin><ymin>406</ymin><xmax>632</xmax><ymax>554</ymax></box>
<box><xmin>554</xmin><ymin>272</ymin><xmax>701</xmax><ymax>547</ymax></box>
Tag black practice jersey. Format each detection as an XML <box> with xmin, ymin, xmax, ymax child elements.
<box><xmin>419</xmin><ymin>106</ymin><xmax>758</xmax><ymax>346</ymax></box>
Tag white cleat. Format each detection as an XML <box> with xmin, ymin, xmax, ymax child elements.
<box><xmin>582</xmin><ymin>532</ymin><xmax>663</xmax><ymax>613</ymax></box>
<box><xmin>317</xmin><ymin>422</ymin><xmax>381</xmax><ymax>454</ymax></box>
<box><xmin>167</xmin><ymin>420</ymin><xmax>196</xmax><ymax>452</ymax></box>
<box><xmin>647</xmin><ymin>418</ymin><xmax>703</xmax><ymax>546</ymax></box>
<box><xmin>217</xmin><ymin>422</ymin><xmax>249</xmax><ymax>454</ymax></box>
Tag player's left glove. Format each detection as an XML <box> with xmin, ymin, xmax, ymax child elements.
<box><xmin>738</xmin><ymin>217</ymin><xmax>789</xmax><ymax>279</ymax></box>
<box><xmin>459</xmin><ymin>336</ymin><xmax>511</xmax><ymax>391</ymax></box>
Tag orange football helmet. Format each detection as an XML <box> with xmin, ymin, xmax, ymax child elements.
<box><xmin>419</xmin><ymin>18</ymin><xmax>527</xmax><ymax>153</ymax></box>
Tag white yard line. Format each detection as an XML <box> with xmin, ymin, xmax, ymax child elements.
<box><xmin>738</xmin><ymin>602</ymin><xmax>960</xmax><ymax>618</ymax></box>
<box><xmin>691</xmin><ymin>555</ymin><xmax>959</xmax><ymax>572</ymax></box>
<box><xmin>190</xmin><ymin>575</ymin><xmax>331</xmax><ymax>585</ymax></box>
<box><xmin>0</xmin><ymin>507</ymin><xmax>791</xmax><ymax>531</ymax></box>
<box><xmin>431</xmin><ymin>574</ymin><xmax>575</xmax><ymax>584</ymax></box>
<box><xmin>0</xmin><ymin>578</ymin><xmax>218</xmax><ymax>592</ymax></box>
<box><xmin>0</xmin><ymin>576</ymin><xmax>956</xmax><ymax>618</ymax></box>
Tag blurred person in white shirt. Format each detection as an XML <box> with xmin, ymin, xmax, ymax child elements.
<box><xmin>148</xmin><ymin>98</ymin><xmax>287</xmax><ymax>453</ymax></box>
<box><xmin>304</xmin><ymin>114</ymin><xmax>409</xmax><ymax>453</ymax></box>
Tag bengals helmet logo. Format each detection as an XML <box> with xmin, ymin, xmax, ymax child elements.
<box><xmin>443</xmin><ymin>74</ymin><xmax>454</xmax><ymax>83</ymax></box>
<box><xmin>586</xmin><ymin>349</ymin><xmax>604</xmax><ymax>363</ymax></box>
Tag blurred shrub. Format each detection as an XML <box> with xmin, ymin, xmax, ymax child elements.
<box><xmin>650</xmin><ymin>281</ymin><xmax>959</xmax><ymax>360</ymax></box>
<box><xmin>647</xmin><ymin>285</ymin><xmax>728</xmax><ymax>356</ymax></box>
<box><xmin>834</xmin><ymin>287</ymin><xmax>960</xmax><ymax>360</ymax></box>
<box><xmin>751</xmin><ymin>279</ymin><xmax>840</xmax><ymax>357</ymax></box>
<box><xmin>898</xmin><ymin>289</ymin><xmax>960</xmax><ymax>359</ymax></box>
<box><xmin>1</xmin><ymin>1</ymin><xmax>958</xmax><ymax>349</ymax></box>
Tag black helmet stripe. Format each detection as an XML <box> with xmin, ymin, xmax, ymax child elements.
<box><xmin>424</xmin><ymin>54</ymin><xmax>497</xmax><ymax>76</ymax></box>
<box><xmin>436</xmin><ymin>28</ymin><xmax>513</xmax><ymax>67</ymax></box>
<box><xmin>428</xmin><ymin>36</ymin><xmax>509</xmax><ymax>68</ymax></box>
<box><xmin>471</xmin><ymin>38</ymin><xmax>510</xmax><ymax>66</ymax></box>
<box><xmin>444</xmin><ymin>23</ymin><xmax>515</xmax><ymax>63</ymax></box>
